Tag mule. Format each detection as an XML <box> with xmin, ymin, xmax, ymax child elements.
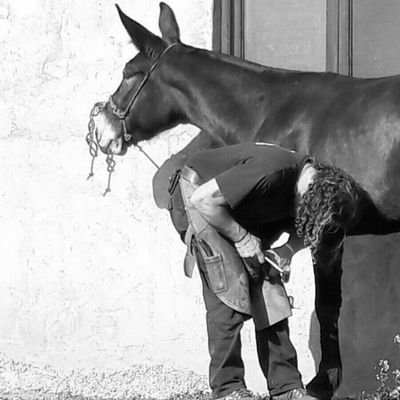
<box><xmin>92</xmin><ymin>3</ymin><xmax>400</xmax><ymax>398</ymax></box>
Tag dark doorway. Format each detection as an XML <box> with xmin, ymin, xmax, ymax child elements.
<box><xmin>213</xmin><ymin>0</ymin><xmax>326</xmax><ymax>71</ymax></box>
<box><xmin>213</xmin><ymin>0</ymin><xmax>400</xmax><ymax>397</ymax></box>
<box><xmin>326</xmin><ymin>0</ymin><xmax>400</xmax><ymax>77</ymax></box>
<box><xmin>214</xmin><ymin>0</ymin><xmax>400</xmax><ymax>77</ymax></box>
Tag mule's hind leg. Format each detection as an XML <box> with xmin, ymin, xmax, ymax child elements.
<box><xmin>307</xmin><ymin>247</ymin><xmax>343</xmax><ymax>400</ymax></box>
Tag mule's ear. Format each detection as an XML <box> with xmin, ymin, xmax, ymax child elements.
<box><xmin>116</xmin><ymin>4</ymin><xmax>166</xmax><ymax>58</ymax></box>
<box><xmin>159</xmin><ymin>2</ymin><xmax>180</xmax><ymax>44</ymax></box>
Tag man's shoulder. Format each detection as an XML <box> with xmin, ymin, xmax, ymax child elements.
<box><xmin>254</xmin><ymin>142</ymin><xmax>297</xmax><ymax>155</ymax></box>
<box><xmin>250</xmin><ymin>143</ymin><xmax>303</xmax><ymax>165</ymax></box>
<box><xmin>185</xmin><ymin>142</ymin><xmax>306</xmax><ymax>174</ymax></box>
<box><xmin>255</xmin><ymin>142</ymin><xmax>294</xmax><ymax>151</ymax></box>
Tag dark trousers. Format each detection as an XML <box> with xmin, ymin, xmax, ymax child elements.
<box><xmin>198</xmin><ymin>256</ymin><xmax>303</xmax><ymax>399</ymax></box>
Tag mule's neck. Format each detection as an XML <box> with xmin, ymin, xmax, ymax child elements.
<box><xmin>163</xmin><ymin>47</ymin><xmax>281</xmax><ymax>142</ymax></box>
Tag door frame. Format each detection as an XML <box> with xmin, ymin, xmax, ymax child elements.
<box><xmin>326</xmin><ymin>0</ymin><xmax>353</xmax><ymax>75</ymax></box>
<box><xmin>213</xmin><ymin>0</ymin><xmax>244</xmax><ymax>58</ymax></box>
<box><xmin>212</xmin><ymin>0</ymin><xmax>354</xmax><ymax>75</ymax></box>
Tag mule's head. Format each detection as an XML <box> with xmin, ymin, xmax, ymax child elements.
<box><xmin>94</xmin><ymin>3</ymin><xmax>184</xmax><ymax>155</ymax></box>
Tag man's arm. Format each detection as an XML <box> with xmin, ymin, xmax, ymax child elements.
<box><xmin>191</xmin><ymin>178</ymin><xmax>264</xmax><ymax>263</ymax></box>
<box><xmin>190</xmin><ymin>178</ymin><xmax>245</xmax><ymax>242</ymax></box>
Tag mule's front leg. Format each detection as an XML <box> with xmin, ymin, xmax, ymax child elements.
<box><xmin>307</xmin><ymin>248</ymin><xmax>343</xmax><ymax>400</ymax></box>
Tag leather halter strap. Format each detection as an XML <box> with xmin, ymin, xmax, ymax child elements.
<box><xmin>108</xmin><ymin>42</ymin><xmax>178</xmax><ymax>124</ymax></box>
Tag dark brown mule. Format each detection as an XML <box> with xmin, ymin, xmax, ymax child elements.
<box><xmin>92</xmin><ymin>3</ymin><xmax>400</xmax><ymax>398</ymax></box>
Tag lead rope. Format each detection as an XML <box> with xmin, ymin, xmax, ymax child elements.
<box><xmin>121</xmin><ymin>115</ymin><xmax>160</xmax><ymax>169</ymax></box>
<box><xmin>135</xmin><ymin>143</ymin><xmax>160</xmax><ymax>169</ymax></box>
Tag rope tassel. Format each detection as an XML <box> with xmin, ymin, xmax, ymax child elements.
<box><xmin>103</xmin><ymin>154</ymin><xmax>116</xmax><ymax>196</ymax></box>
<box><xmin>86</xmin><ymin>130</ymin><xmax>98</xmax><ymax>180</ymax></box>
<box><xmin>86</xmin><ymin>101</ymin><xmax>105</xmax><ymax>180</ymax></box>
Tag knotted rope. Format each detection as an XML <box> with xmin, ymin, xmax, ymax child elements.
<box><xmin>86</xmin><ymin>101</ymin><xmax>116</xmax><ymax>196</ymax></box>
<box><xmin>86</xmin><ymin>101</ymin><xmax>160</xmax><ymax>196</ymax></box>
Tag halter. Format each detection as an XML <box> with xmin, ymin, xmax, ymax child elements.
<box><xmin>86</xmin><ymin>42</ymin><xmax>177</xmax><ymax>195</ymax></box>
<box><xmin>108</xmin><ymin>42</ymin><xmax>178</xmax><ymax>143</ymax></box>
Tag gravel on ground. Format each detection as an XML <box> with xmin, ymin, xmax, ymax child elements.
<box><xmin>0</xmin><ymin>354</ymin><xmax>212</xmax><ymax>400</ymax></box>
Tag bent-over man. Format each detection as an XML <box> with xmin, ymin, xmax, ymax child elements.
<box><xmin>167</xmin><ymin>143</ymin><xmax>363</xmax><ymax>400</ymax></box>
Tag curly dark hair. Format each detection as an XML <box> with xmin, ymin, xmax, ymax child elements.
<box><xmin>295</xmin><ymin>160</ymin><xmax>362</xmax><ymax>265</ymax></box>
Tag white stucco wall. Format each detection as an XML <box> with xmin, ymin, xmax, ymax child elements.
<box><xmin>0</xmin><ymin>0</ymin><xmax>318</xmax><ymax>395</ymax></box>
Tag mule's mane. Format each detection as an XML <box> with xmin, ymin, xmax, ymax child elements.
<box><xmin>186</xmin><ymin>45</ymin><xmax>333</xmax><ymax>80</ymax></box>
<box><xmin>203</xmin><ymin>47</ymin><xmax>299</xmax><ymax>74</ymax></box>
<box><xmin>189</xmin><ymin>45</ymin><xmax>400</xmax><ymax>83</ymax></box>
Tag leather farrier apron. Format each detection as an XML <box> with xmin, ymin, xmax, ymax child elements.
<box><xmin>179</xmin><ymin>166</ymin><xmax>292</xmax><ymax>329</ymax></box>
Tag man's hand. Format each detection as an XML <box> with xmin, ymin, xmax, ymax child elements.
<box><xmin>234</xmin><ymin>232</ymin><xmax>265</xmax><ymax>281</ymax></box>
<box><xmin>264</xmin><ymin>243</ymin><xmax>295</xmax><ymax>283</ymax></box>
<box><xmin>234</xmin><ymin>231</ymin><xmax>264</xmax><ymax>262</ymax></box>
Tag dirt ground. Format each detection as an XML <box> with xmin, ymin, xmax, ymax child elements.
<box><xmin>0</xmin><ymin>353</ymin><xmax>213</xmax><ymax>400</ymax></box>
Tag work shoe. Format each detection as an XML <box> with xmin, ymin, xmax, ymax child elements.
<box><xmin>272</xmin><ymin>388</ymin><xmax>318</xmax><ymax>400</ymax></box>
<box><xmin>215</xmin><ymin>388</ymin><xmax>261</xmax><ymax>400</ymax></box>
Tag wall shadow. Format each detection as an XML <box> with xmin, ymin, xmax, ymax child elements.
<box><xmin>338</xmin><ymin>235</ymin><xmax>399</xmax><ymax>397</ymax></box>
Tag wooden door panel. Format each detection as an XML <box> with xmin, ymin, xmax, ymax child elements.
<box><xmin>353</xmin><ymin>0</ymin><xmax>400</xmax><ymax>77</ymax></box>
<box><xmin>243</xmin><ymin>0</ymin><xmax>326</xmax><ymax>71</ymax></box>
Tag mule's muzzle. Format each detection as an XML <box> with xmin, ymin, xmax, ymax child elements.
<box><xmin>92</xmin><ymin>105</ymin><xmax>129</xmax><ymax>155</ymax></box>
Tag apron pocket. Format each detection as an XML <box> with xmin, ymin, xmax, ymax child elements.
<box><xmin>204</xmin><ymin>255</ymin><xmax>228</xmax><ymax>294</ymax></box>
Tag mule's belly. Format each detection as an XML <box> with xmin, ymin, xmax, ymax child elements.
<box><xmin>312</xmin><ymin>120</ymin><xmax>400</xmax><ymax>220</ymax></box>
<box><xmin>255</xmin><ymin>108</ymin><xmax>400</xmax><ymax>224</ymax></box>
